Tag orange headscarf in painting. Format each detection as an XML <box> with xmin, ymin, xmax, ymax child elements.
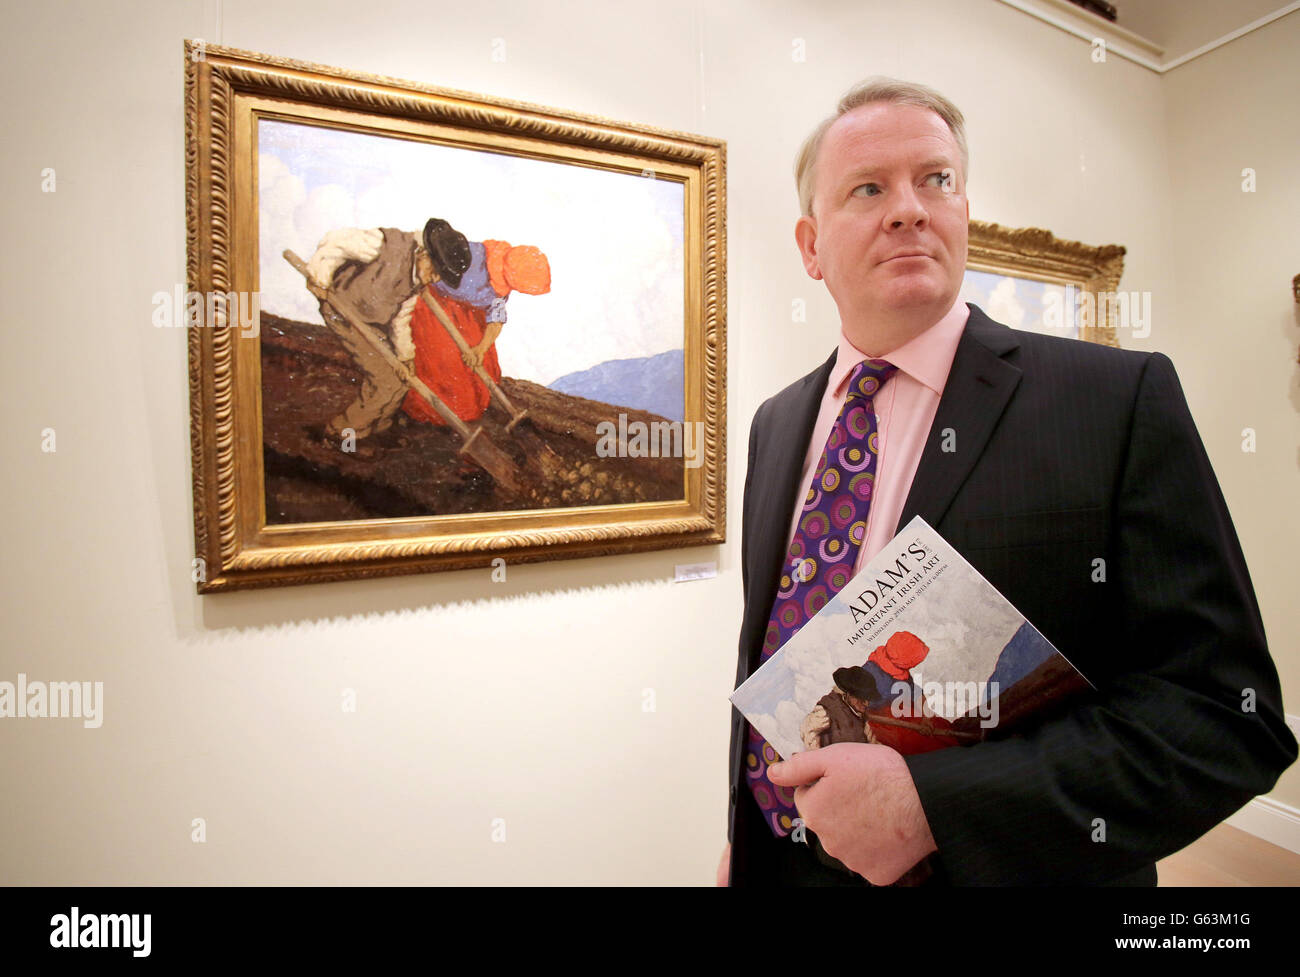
<box><xmin>483</xmin><ymin>239</ymin><xmax>552</xmax><ymax>297</ymax></box>
<box><xmin>867</xmin><ymin>631</ymin><xmax>930</xmax><ymax>681</ymax></box>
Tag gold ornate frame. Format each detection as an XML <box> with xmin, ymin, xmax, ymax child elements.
<box><xmin>967</xmin><ymin>221</ymin><xmax>1126</xmax><ymax>346</ymax></box>
<box><xmin>185</xmin><ymin>42</ymin><xmax>726</xmax><ymax>592</ymax></box>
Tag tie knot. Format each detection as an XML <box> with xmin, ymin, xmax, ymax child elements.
<box><xmin>846</xmin><ymin>358</ymin><xmax>897</xmax><ymax>401</ymax></box>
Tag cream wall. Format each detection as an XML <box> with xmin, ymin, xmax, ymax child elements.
<box><xmin>0</xmin><ymin>0</ymin><xmax>1294</xmax><ymax>884</ymax></box>
<box><xmin>1160</xmin><ymin>9</ymin><xmax>1300</xmax><ymax>814</ymax></box>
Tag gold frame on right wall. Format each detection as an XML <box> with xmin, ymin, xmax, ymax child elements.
<box><xmin>1292</xmin><ymin>272</ymin><xmax>1299</xmax><ymax>364</ymax></box>
<box><xmin>966</xmin><ymin>221</ymin><xmax>1127</xmax><ymax>347</ymax></box>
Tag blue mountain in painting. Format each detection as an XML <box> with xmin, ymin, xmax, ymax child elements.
<box><xmin>548</xmin><ymin>350</ymin><xmax>684</xmax><ymax>422</ymax></box>
<box><xmin>983</xmin><ymin>621</ymin><xmax>1058</xmax><ymax>706</ymax></box>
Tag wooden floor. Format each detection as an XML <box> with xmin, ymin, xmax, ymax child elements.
<box><xmin>1157</xmin><ymin>823</ymin><xmax>1300</xmax><ymax>885</ymax></box>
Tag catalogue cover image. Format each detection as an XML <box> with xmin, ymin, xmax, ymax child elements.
<box><xmin>731</xmin><ymin>516</ymin><xmax>1094</xmax><ymax>762</ymax></box>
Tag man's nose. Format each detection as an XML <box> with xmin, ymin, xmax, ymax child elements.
<box><xmin>885</xmin><ymin>186</ymin><xmax>927</xmax><ymax>230</ymax></box>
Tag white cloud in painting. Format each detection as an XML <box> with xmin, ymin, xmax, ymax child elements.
<box><xmin>257</xmin><ymin>120</ymin><xmax>684</xmax><ymax>385</ymax></box>
<box><xmin>983</xmin><ymin>276</ymin><xmax>1026</xmax><ymax>329</ymax></box>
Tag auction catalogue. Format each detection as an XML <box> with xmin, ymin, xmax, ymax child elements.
<box><xmin>731</xmin><ymin>516</ymin><xmax>1093</xmax><ymax>762</ymax></box>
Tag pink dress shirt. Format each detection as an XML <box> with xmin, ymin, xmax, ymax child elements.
<box><xmin>784</xmin><ymin>299</ymin><xmax>971</xmax><ymax>572</ymax></box>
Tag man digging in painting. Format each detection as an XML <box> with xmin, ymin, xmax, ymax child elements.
<box><xmin>800</xmin><ymin>632</ymin><xmax>966</xmax><ymax>754</ymax></box>
<box><xmin>304</xmin><ymin>217</ymin><xmax>550</xmax><ymax>447</ymax></box>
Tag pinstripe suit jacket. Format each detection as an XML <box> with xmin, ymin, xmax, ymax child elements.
<box><xmin>727</xmin><ymin>302</ymin><xmax>1297</xmax><ymax>885</ymax></box>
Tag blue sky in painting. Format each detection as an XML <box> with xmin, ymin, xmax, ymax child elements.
<box><xmin>959</xmin><ymin>268</ymin><xmax>1079</xmax><ymax>339</ymax></box>
<box><xmin>258</xmin><ymin>118</ymin><xmax>685</xmax><ymax>386</ymax></box>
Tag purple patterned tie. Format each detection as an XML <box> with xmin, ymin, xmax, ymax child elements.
<box><xmin>745</xmin><ymin>357</ymin><xmax>898</xmax><ymax>837</ymax></box>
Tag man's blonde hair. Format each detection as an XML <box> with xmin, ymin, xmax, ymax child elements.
<box><xmin>794</xmin><ymin>77</ymin><xmax>968</xmax><ymax>217</ymax></box>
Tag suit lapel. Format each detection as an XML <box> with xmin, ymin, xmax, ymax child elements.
<box><xmin>745</xmin><ymin>348</ymin><xmax>836</xmax><ymax>670</ymax></box>
<box><xmin>896</xmin><ymin>304</ymin><xmax>1022</xmax><ymax>533</ymax></box>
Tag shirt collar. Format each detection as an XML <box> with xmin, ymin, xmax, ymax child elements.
<box><xmin>830</xmin><ymin>298</ymin><xmax>971</xmax><ymax>398</ymax></box>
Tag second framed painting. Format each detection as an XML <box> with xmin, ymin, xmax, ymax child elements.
<box><xmin>961</xmin><ymin>221</ymin><xmax>1126</xmax><ymax>346</ymax></box>
<box><xmin>185</xmin><ymin>43</ymin><xmax>726</xmax><ymax>591</ymax></box>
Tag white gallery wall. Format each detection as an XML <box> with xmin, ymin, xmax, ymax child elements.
<box><xmin>1159</xmin><ymin>9</ymin><xmax>1300</xmax><ymax>829</ymax></box>
<box><xmin>1</xmin><ymin>0</ymin><xmax>1296</xmax><ymax>883</ymax></box>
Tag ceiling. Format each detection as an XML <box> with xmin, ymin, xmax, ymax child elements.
<box><xmin>1106</xmin><ymin>0</ymin><xmax>1293</xmax><ymax>63</ymax></box>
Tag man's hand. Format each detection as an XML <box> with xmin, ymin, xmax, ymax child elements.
<box><xmin>768</xmin><ymin>743</ymin><xmax>937</xmax><ymax>886</ymax></box>
<box><xmin>716</xmin><ymin>843</ymin><xmax>730</xmax><ymax>886</ymax></box>
<box><xmin>462</xmin><ymin>345</ymin><xmax>484</xmax><ymax>369</ymax></box>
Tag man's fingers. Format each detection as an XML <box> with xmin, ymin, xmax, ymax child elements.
<box><xmin>767</xmin><ymin>749</ymin><xmax>826</xmax><ymax>787</ymax></box>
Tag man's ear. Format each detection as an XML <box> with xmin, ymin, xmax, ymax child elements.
<box><xmin>794</xmin><ymin>215</ymin><xmax>823</xmax><ymax>281</ymax></box>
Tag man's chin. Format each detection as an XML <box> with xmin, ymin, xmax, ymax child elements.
<box><xmin>872</xmin><ymin>286</ymin><xmax>952</xmax><ymax>316</ymax></box>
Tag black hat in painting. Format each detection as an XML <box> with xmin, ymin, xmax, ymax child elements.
<box><xmin>422</xmin><ymin>218</ymin><xmax>472</xmax><ymax>289</ymax></box>
<box><xmin>833</xmin><ymin>665</ymin><xmax>887</xmax><ymax>705</ymax></box>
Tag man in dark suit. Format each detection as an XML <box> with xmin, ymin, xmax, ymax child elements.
<box><xmin>720</xmin><ymin>78</ymin><xmax>1296</xmax><ymax>886</ymax></box>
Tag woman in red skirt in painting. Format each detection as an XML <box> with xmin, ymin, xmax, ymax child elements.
<box><xmin>402</xmin><ymin>218</ymin><xmax>551</xmax><ymax>425</ymax></box>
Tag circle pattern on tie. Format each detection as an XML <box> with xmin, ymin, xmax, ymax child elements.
<box><xmin>744</xmin><ymin>358</ymin><xmax>898</xmax><ymax>838</ymax></box>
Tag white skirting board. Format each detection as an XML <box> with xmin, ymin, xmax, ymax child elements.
<box><xmin>1225</xmin><ymin>794</ymin><xmax>1300</xmax><ymax>856</ymax></box>
<box><xmin>1222</xmin><ymin>713</ymin><xmax>1300</xmax><ymax>854</ymax></box>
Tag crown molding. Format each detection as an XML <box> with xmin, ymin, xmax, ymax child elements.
<box><xmin>997</xmin><ymin>0</ymin><xmax>1300</xmax><ymax>74</ymax></box>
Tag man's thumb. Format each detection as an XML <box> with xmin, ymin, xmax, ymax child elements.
<box><xmin>767</xmin><ymin>750</ymin><xmax>824</xmax><ymax>787</ymax></box>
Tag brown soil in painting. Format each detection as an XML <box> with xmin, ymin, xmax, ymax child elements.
<box><xmin>259</xmin><ymin>312</ymin><xmax>686</xmax><ymax>524</ymax></box>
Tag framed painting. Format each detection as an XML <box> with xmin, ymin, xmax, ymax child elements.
<box><xmin>183</xmin><ymin>42</ymin><xmax>726</xmax><ymax>592</ymax></box>
<box><xmin>960</xmin><ymin>221</ymin><xmax>1127</xmax><ymax>346</ymax></box>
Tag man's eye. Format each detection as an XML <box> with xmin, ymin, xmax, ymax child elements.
<box><xmin>851</xmin><ymin>183</ymin><xmax>881</xmax><ymax>197</ymax></box>
<box><xmin>926</xmin><ymin>171</ymin><xmax>953</xmax><ymax>190</ymax></box>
